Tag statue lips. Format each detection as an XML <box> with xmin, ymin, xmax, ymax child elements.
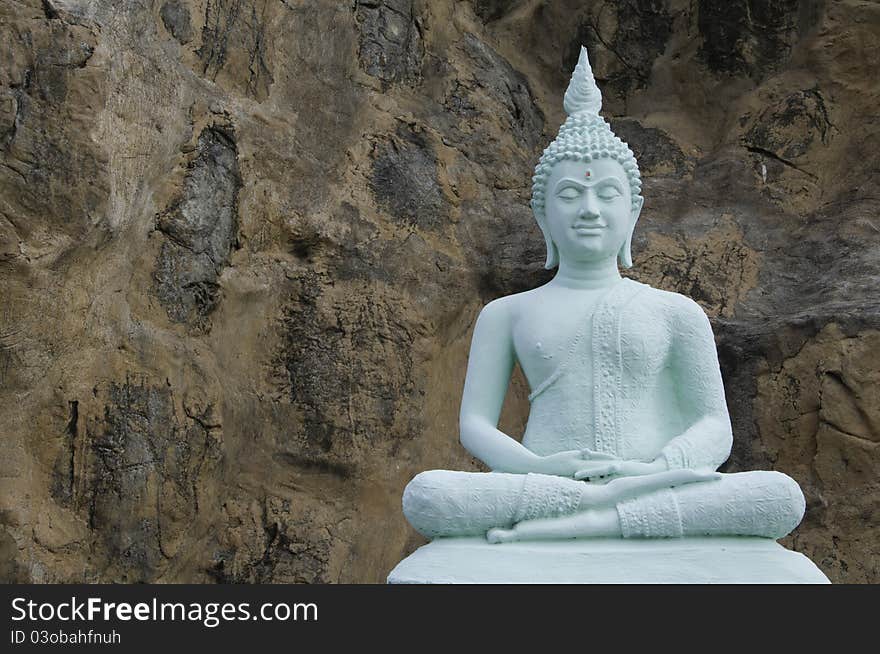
<box><xmin>572</xmin><ymin>224</ymin><xmax>605</xmax><ymax>235</ymax></box>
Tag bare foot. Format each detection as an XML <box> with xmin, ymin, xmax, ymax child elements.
<box><xmin>486</xmin><ymin>528</ymin><xmax>517</xmax><ymax>544</ymax></box>
<box><xmin>487</xmin><ymin>508</ymin><xmax>622</xmax><ymax>543</ymax></box>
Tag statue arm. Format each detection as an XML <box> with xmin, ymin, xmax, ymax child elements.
<box><xmin>458</xmin><ymin>299</ymin><xmax>558</xmax><ymax>474</ymax></box>
<box><xmin>659</xmin><ymin>298</ymin><xmax>734</xmax><ymax>471</ymax></box>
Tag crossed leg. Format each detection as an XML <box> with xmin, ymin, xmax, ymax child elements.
<box><xmin>487</xmin><ymin>469</ymin><xmax>718</xmax><ymax>543</ymax></box>
<box><xmin>403</xmin><ymin>469</ymin><xmax>805</xmax><ymax>542</ymax></box>
<box><xmin>404</xmin><ymin>468</ymin><xmax>716</xmax><ymax>540</ymax></box>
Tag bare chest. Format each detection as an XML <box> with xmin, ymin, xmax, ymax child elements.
<box><xmin>511</xmin><ymin>293</ymin><xmax>603</xmax><ymax>390</ymax></box>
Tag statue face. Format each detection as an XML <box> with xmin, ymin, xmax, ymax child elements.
<box><xmin>542</xmin><ymin>158</ymin><xmax>636</xmax><ymax>266</ymax></box>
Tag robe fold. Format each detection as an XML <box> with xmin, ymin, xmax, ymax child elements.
<box><xmin>402</xmin><ymin>280</ymin><xmax>805</xmax><ymax>540</ymax></box>
<box><xmin>522</xmin><ymin>278</ymin><xmax>732</xmax><ymax>471</ymax></box>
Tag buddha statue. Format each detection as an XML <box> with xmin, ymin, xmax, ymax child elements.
<box><xmin>388</xmin><ymin>47</ymin><xmax>829</xmax><ymax>583</ymax></box>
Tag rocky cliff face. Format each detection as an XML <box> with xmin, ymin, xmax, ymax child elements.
<box><xmin>1</xmin><ymin>0</ymin><xmax>877</xmax><ymax>583</ymax></box>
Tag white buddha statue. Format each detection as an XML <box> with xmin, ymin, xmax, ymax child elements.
<box><xmin>390</xmin><ymin>48</ymin><xmax>827</xmax><ymax>583</ymax></box>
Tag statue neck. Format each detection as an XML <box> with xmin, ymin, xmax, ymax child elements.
<box><xmin>550</xmin><ymin>257</ymin><xmax>622</xmax><ymax>290</ymax></box>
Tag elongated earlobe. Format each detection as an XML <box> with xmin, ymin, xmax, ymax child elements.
<box><xmin>618</xmin><ymin>231</ymin><xmax>634</xmax><ymax>269</ymax></box>
<box><xmin>533</xmin><ymin>204</ymin><xmax>559</xmax><ymax>269</ymax></box>
<box><xmin>619</xmin><ymin>196</ymin><xmax>644</xmax><ymax>269</ymax></box>
<box><xmin>543</xmin><ymin>229</ymin><xmax>559</xmax><ymax>269</ymax></box>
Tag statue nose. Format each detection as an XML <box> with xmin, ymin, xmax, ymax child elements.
<box><xmin>579</xmin><ymin>198</ymin><xmax>601</xmax><ymax>219</ymax></box>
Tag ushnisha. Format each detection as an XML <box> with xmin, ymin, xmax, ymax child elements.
<box><xmin>399</xmin><ymin>47</ymin><xmax>806</xmax><ymax>545</ymax></box>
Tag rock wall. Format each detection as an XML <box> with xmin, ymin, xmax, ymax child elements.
<box><xmin>1</xmin><ymin>0</ymin><xmax>877</xmax><ymax>583</ymax></box>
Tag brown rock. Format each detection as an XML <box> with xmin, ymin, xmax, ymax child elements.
<box><xmin>755</xmin><ymin>324</ymin><xmax>880</xmax><ymax>583</ymax></box>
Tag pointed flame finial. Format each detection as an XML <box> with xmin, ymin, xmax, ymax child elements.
<box><xmin>563</xmin><ymin>46</ymin><xmax>602</xmax><ymax>116</ymax></box>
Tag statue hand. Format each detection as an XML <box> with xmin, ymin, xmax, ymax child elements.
<box><xmin>578</xmin><ymin>448</ymin><xmax>619</xmax><ymax>461</ymax></box>
<box><xmin>573</xmin><ymin>458</ymin><xmax>666</xmax><ymax>481</ymax></box>
<box><xmin>537</xmin><ymin>449</ymin><xmax>611</xmax><ymax>477</ymax></box>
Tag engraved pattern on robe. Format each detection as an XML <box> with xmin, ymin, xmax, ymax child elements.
<box><xmin>522</xmin><ymin>278</ymin><xmax>733</xmax><ymax>471</ymax></box>
<box><xmin>400</xmin><ymin>280</ymin><xmax>805</xmax><ymax>541</ymax></box>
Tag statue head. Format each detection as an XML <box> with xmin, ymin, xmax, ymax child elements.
<box><xmin>530</xmin><ymin>47</ymin><xmax>644</xmax><ymax>269</ymax></box>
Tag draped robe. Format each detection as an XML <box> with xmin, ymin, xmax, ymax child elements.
<box><xmin>521</xmin><ymin>277</ymin><xmax>731</xmax><ymax>467</ymax></box>
<box><xmin>403</xmin><ymin>279</ymin><xmax>805</xmax><ymax>540</ymax></box>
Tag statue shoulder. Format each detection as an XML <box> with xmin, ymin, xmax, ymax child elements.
<box><xmin>625</xmin><ymin>281</ymin><xmax>711</xmax><ymax>328</ymax></box>
<box><xmin>479</xmin><ymin>289</ymin><xmax>538</xmax><ymax>324</ymax></box>
<box><xmin>473</xmin><ymin>293</ymin><xmax>520</xmax><ymax>334</ymax></box>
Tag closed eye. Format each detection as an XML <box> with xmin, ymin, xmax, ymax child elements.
<box><xmin>556</xmin><ymin>187</ymin><xmax>581</xmax><ymax>201</ymax></box>
<box><xmin>597</xmin><ymin>186</ymin><xmax>622</xmax><ymax>200</ymax></box>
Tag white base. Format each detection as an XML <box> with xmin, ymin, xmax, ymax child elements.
<box><xmin>387</xmin><ymin>537</ymin><xmax>830</xmax><ymax>584</ymax></box>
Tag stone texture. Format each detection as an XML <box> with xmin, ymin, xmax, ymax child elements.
<box><xmin>356</xmin><ymin>0</ymin><xmax>425</xmax><ymax>87</ymax></box>
<box><xmin>697</xmin><ymin>0</ymin><xmax>823</xmax><ymax>80</ymax></box>
<box><xmin>160</xmin><ymin>0</ymin><xmax>194</xmax><ymax>45</ymax></box>
<box><xmin>370</xmin><ymin>124</ymin><xmax>447</xmax><ymax>230</ymax></box>
<box><xmin>0</xmin><ymin>0</ymin><xmax>878</xmax><ymax>583</ymax></box>
<box><xmin>197</xmin><ymin>0</ymin><xmax>279</xmax><ymax>102</ymax></box>
<box><xmin>153</xmin><ymin>124</ymin><xmax>241</xmax><ymax>327</ymax></box>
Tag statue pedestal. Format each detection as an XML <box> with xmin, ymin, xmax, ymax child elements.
<box><xmin>387</xmin><ymin>537</ymin><xmax>830</xmax><ymax>584</ymax></box>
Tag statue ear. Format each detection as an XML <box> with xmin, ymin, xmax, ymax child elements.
<box><xmin>533</xmin><ymin>204</ymin><xmax>559</xmax><ymax>269</ymax></box>
<box><xmin>618</xmin><ymin>195</ymin><xmax>644</xmax><ymax>269</ymax></box>
<box><xmin>542</xmin><ymin>227</ymin><xmax>559</xmax><ymax>270</ymax></box>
